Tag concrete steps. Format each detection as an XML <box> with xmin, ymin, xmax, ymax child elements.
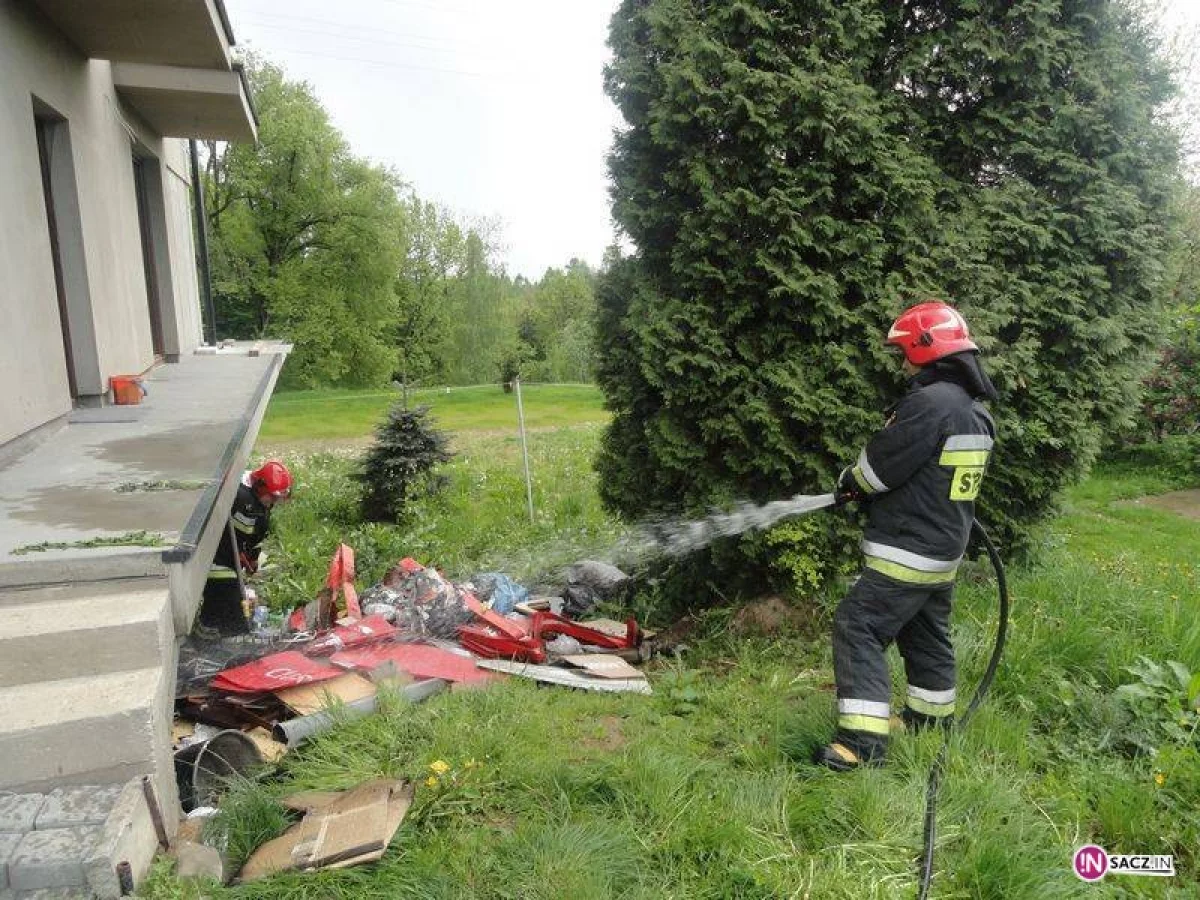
<box><xmin>1</xmin><ymin>778</ymin><xmax>164</xmax><ymax>898</ymax></box>
<box><xmin>0</xmin><ymin>576</ymin><xmax>180</xmax><ymax>891</ymax></box>
<box><xmin>0</xmin><ymin>668</ymin><xmax>170</xmax><ymax>793</ymax></box>
<box><xmin>0</xmin><ymin>659</ymin><xmax>177</xmax><ymax>896</ymax></box>
<box><xmin>0</xmin><ymin>577</ymin><xmax>168</xmax><ymax>610</ymax></box>
<box><xmin>0</xmin><ymin>580</ymin><xmax>170</xmax><ymax>688</ymax></box>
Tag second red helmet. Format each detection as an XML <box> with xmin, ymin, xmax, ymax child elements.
<box><xmin>250</xmin><ymin>460</ymin><xmax>292</xmax><ymax>498</ymax></box>
<box><xmin>886</xmin><ymin>301</ymin><xmax>978</xmax><ymax>366</ymax></box>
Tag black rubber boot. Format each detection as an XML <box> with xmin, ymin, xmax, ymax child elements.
<box><xmin>901</xmin><ymin>707</ymin><xmax>954</xmax><ymax>734</ymax></box>
<box><xmin>813</xmin><ymin>731</ymin><xmax>886</xmax><ymax>771</ymax></box>
<box><xmin>197</xmin><ymin>579</ymin><xmax>249</xmax><ymax>637</ymax></box>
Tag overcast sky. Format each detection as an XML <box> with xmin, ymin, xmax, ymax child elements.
<box><xmin>225</xmin><ymin>0</ymin><xmax>1200</xmax><ymax>281</ymax></box>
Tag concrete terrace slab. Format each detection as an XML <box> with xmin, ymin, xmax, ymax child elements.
<box><xmin>0</xmin><ymin>347</ymin><xmax>286</xmax><ymax>585</ymax></box>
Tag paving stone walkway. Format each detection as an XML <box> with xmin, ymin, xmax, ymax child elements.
<box><xmin>0</xmin><ymin>786</ymin><xmax>123</xmax><ymax>899</ymax></box>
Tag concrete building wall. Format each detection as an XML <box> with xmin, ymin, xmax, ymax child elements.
<box><xmin>0</xmin><ymin>2</ymin><xmax>204</xmax><ymax>446</ymax></box>
<box><xmin>84</xmin><ymin>93</ymin><xmax>156</xmax><ymax>386</ymax></box>
<box><xmin>163</xmin><ymin>141</ymin><xmax>205</xmax><ymax>353</ymax></box>
<box><xmin>0</xmin><ymin>4</ymin><xmax>74</xmax><ymax>443</ymax></box>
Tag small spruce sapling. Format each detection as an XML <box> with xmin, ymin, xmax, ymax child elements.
<box><xmin>356</xmin><ymin>403</ymin><xmax>453</xmax><ymax>523</ymax></box>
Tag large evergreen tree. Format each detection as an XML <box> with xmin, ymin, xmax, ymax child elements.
<box><xmin>598</xmin><ymin>0</ymin><xmax>1180</xmax><ymax>564</ymax></box>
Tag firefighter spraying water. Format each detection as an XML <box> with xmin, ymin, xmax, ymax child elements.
<box><xmin>816</xmin><ymin>301</ymin><xmax>999</xmax><ymax>770</ymax></box>
<box><xmin>614</xmin><ymin>301</ymin><xmax>1006</xmax><ymax>897</ymax></box>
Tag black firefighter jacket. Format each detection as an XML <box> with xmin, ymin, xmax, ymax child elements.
<box><xmin>849</xmin><ymin>370</ymin><xmax>996</xmax><ymax>585</ymax></box>
<box><xmin>209</xmin><ymin>473</ymin><xmax>271</xmax><ymax>580</ymax></box>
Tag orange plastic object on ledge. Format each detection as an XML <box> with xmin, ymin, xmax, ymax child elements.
<box><xmin>110</xmin><ymin>375</ymin><xmax>145</xmax><ymax>405</ymax></box>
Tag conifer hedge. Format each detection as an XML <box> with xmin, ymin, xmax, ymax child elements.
<box><xmin>597</xmin><ymin>0</ymin><xmax>1181</xmax><ymax>570</ymax></box>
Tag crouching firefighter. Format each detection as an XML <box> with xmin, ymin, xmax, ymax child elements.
<box><xmin>814</xmin><ymin>302</ymin><xmax>998</xmax><ymax>771</ymax></box>
<box><xmin>196</xmin><ymin>460</ymin><xmax>293</xmax><ymax>636</ymax></box>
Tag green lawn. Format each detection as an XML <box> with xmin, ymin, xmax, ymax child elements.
<box><xmin>148</xmin><ymin>418</ymin><xmax>1200</xmax><ymax>899</ymax></box>
<box><xmin>258</xmin><ymin>383</ymin><xmax>609</xmax><ymax>443</ymax></box>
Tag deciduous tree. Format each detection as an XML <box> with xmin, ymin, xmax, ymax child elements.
<box><xmin>204</xmin><ymin>59</ymin><xmax>405</xmax><ymax>387</ymax></box>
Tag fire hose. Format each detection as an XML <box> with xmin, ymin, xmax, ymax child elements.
<box><xmin>917</xmin><ymin>518</ymin><xmax>1009</xmax><ymax>899</ymax></box>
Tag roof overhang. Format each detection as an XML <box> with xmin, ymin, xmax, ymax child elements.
<box><xmin>113</xmin><ymin>63</ymin><xmax>258</xmax><ymax>143</ymax></box>
<box><xmin>30</xmin><ymin>0</ymin><xmax>233</xmax><ymax>69</ymax></box>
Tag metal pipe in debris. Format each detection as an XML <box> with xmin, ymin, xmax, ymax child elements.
<box><xmin>271</xmin><ymin>678</ymin><xmax>448</xmax><ymax>747</ymax></box>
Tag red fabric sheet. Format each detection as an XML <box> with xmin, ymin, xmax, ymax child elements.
<box><xmin>330</xmin><ymin>643</ymin><xmax>497</xmax><ymax>684</ymax></box>
<box><xmin>211</xmin><ymin>651</ymin><xmax>343</xmax><ymax>694</ymax></box>
<box><xmin>325</xmin><ymin>543</ymin><xmax>361</xmax><ymax>618</ymax></box>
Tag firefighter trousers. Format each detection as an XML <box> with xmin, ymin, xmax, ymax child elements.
<box><xmin>831</xmin><ymin>567</ymin><xmax>956</xmax><ymax>759</ymax></box>
<box><xmin>198</xmin><ymin>575</ymin><xmax>249</xmax><ymax>636</ymax></box>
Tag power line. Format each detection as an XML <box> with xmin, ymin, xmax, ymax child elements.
<box><xmin>230</xmin><ymin>0</ymin><xmax>479</xmax><ymax>18</ymax></box>
<box><xmin>236</xmin><ymin>18</ymin><xmax>496</xmax><ymax>61</ymax></box>
<box><xmin>238</xmin><ymin>40</ymin><xmax>514</xmax><ymax>80</ymax></box>
<box><xmin>233</xmin><ymin>9</ymin><xmax>495</xmax><ymax>55</ymax></box>
<box><xmin>329</xmin><ymin>0</ymin><xmax>480</xmax><ymax>17</ymax></box>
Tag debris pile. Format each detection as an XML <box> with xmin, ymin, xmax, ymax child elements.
<box><xmin>171</xmin><ymin>543</ymin><xmax>649</xmax><ymax>884</ymax></box>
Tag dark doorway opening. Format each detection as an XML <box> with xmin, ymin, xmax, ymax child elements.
<box><xmin>35</xmin><ymin>114</ymin><xmax>78</xmax><ymax>399</ymax></box>
<box><xmin>132</xmin><ymin>155</ymin><xmax>165</xmax><ymax>358</ymax></box>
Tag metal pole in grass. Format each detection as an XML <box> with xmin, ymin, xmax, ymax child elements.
<box><xmin>514</xmin><ymin>376</ymin><xmax>535</xmax><ymax>523</ymax></box>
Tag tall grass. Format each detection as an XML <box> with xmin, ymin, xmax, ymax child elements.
<box><xmin>146</xmin><ymin>420</ymin><xmax>1200</xmax><ymax>898</ymax></box>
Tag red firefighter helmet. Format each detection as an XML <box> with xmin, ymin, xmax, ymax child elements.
<box><xmin>250</xmin><ymin>460</ymin><xmax>293</xmax><ymax>499</ymax></box>
<box><xmin>886</xmin><ymin>301</ymin><xmax>978</xmax><ymax>366</ymax></box>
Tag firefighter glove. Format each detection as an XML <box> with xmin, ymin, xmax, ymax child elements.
<box><xmin>835</xmin><ymin>466</ymin><xmax>866</xmax><ymax>507</ymax></box>
<box><xmin>239</xmin><ymin>551</ymin><xmax>258</xmax><ymax>575</ymax></box>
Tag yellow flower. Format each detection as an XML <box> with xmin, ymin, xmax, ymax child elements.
<box><xmin>1154</xmin><ymin>773</ymin><xmax>1165</xmax><ymax>787</ymax></box>
<box><xmin>429</xmin><ymin>759</ymin><xmax>451</xmax><ymax>776</ymax></box>
<box><xmin>465</xmin><ymin>758</ymin><xmax>480</xmax><ymax>769</ymax></box>
<box><xmin>425</xmin><ymin>775</ymin><xmax>440</xmax><ymax>788</ymax></box>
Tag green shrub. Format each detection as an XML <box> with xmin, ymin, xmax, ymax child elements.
<box><xmin>1141</xmin><ymin>339</ymin><xmax>1200</xmax><ymax>441</ymax></box>
<box><xmin>1098</xmin><ymin>434</ymin><xmax>1200</xmax><ymax>492</ymax></box>
<box><xmin>752</xmin><ymin>515</ymin><xmax>859</xmax><ymax>597</ymax></box>
<box><xmin>355</xmin><ymin>403</ymin><xmax>453</xmax><ymax>523</ymax></box>
<box><xmin>598</xmin><ymin>0</ymin><xmax>1180</xmax><ymax>569</ymax></box>
<box><xmin>1111</xmin><ymin>656</ymin><xmax>1200</xmax><ymax>757</ymax></box>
